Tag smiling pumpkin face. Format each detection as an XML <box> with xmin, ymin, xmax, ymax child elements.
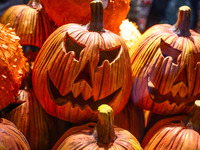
<box><xmin>32</xmin><ymin>1</ymin><xmax>131</xmax><ymax>123</ymax></box>
<box><xmin>130</xmin><ymin>6</ymin><xmax>200</xmax><ymax>114</ymax></box>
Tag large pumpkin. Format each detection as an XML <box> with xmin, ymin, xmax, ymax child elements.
<box><xmin>0</xmin><ymin>0</ymin><xmax>56</xmax><ymax>48</ymax></box>
<box><xmin>0</xmin><ymin>118</ymin><xmax>30</xmax><ymax>149</ymax></box>
<box><xmin>130</xmin><ymin>6</ymin><xmax>200</xmax><ymax>114</ymax></box>
<box><xmin>142</xmin><ymin>100</ymin><xmax>200</xmax><ymax>150</ymax></box>
<box><xmin>52</xmin><ymin>104</ymin><xmax>143</xmax><ymax>150</ymax></box>
<box><xmin>32</xmin><ymin>0</ymin><xmax>132</xmax><ymax>123</ymax></box>
<box><xmin>40</xmin><ymin>0</ymin><xmax>130</xmax><ymax>34</ymax></box>
<box><xmin>0</xmin><ymin>23</ymin><xmax>26</xmax><ymax>110</ymax></box>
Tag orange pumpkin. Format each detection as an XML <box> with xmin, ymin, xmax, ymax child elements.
<box><xmin>4</xmin><ymin>90</ymin><xmax>71</xmax><ymax>150</ymax></box>
<box><xmin>130</xmin><ymin>6</ymin><xmax>200</xmax><ymax>114</ymax></box>
<box><xmin>0</xmin><ymin>118</ymin><xmax>30</xmax><ymax>149</ymax></box>
<box><xmin>0</xmin><ymin>24</ymin><xmax>26</xmax><ymax>110</ymax></box>
<box><xmin>32</xmin><ymin>0</ymin><xmax>132</xmax><ymax>123</ymax></box>
<box><xmin>114</xmin><ymin>99</ymin><xmax>145</xmax><ymax>142</ymax></box>
<box><xmin>142</xmin><ymin>100</ymin><xmax>200</xmax><ymax>150</ymax></box>
<box><xmin>40</xmin><ymin>0</ymin><xmax>130</xmax><ymax>34</ymax></box>
<box><xmin>0</xmin><ymin>0</ymin><xmax>56</xmax><ymax>48</ymax></box>
<box><xmin>52</xmin><ymin>104</ymin><xmax>143</xmax><ymax>150</ymax></box>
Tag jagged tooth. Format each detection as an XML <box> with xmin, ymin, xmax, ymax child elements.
<box><xmin>147</xmin><ymin>76</ymin><xmax>155</xmax><ymax>88</ymax></box>
<box><xmin>72</xmin><ymin>82</ymin><xmax>82</xmax><ymax>98</ymax></box>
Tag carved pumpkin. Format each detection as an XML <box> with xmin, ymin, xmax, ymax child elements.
<box><xmin>130</xmin><ymin>6</ymin><xmax>200</xmax><ymax>114</ymax></box>
<box><xmin>0</xmin><ymin>0</ymin><xmax>56</xmax><ymax>48</ymax></box>
<box><xmin>142</xmin><ymin>100</ymin><xmax>200</xmax><ymax>150</ymax></box>
<box><xmin>0</xmin><ymin>118</ymin><xmax>30</xmax><ymax>149</ymax></box>
<box><xmin>4</xmin><ymin>90</ymin><xmax>71</xmax><ymax>150</ymax></box>
<box><xmin>32</xmin><ymin>0</ymin><xmax>132</xmax><ymax>123</ymax></box>
<box><xmin>114</xmin><ymin>98</ymin><xmax>145</xmax><ymax>142</ymax></box>
<box><xmin>40</xmin><ymin>0</ymin><xmax>130</xmax><ymax>34</ymax></box>
<box><xmin>0</xmin><ymin>24</ymin><xmax>26</xmax><ymax>110</ymax></box>
<box><xmin>52</xmin><ymin>104</ymin><xmax>143</xmax><ymax>150</ymax></box>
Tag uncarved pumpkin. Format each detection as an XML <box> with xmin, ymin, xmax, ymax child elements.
<box><xmin>32</xmin><ymin>0</ymin><xmax>132</xmax><ymax>123</ymax></box>
<box><xmin>142</xmin><ymin>100</ymin><xmax>200</xmax><ymax>150</ymax></box>
<box><xmin>40</xmin><ymin>0</ymin><xmax>130</xmax><ymax>34</ymax></box>
<box><xmin>0</xmin><ymin>118</ymin><xmax>30</xmax><ymax>149</ymax></box>
<box><xmin>0</xmin><ymin>0</ymin><xmax>56</xmax><ymax>48</ymax></box>
<box><xmin>130</xmin><ymin>6</ymin><xmax>200</xmax><ymax>114</ymax></box>
<box><xmin>0</xmin><ymin>23</ymin><xmax>26</xmax><ymax>110</ymax></box>
<box><xmin>52</xmin><ymin>104</ymin><xmax>143</xmax><ymax>150</ymax></box>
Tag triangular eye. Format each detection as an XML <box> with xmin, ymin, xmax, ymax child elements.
<box><xmin>98</xmin><ymin>46</ymin><xmax>121</xmax><ymax>66</ymax></box>
<box><xmin>64</xmin><ymin>33</ymin><xmax>85</xmax><ymax>60</ymax></box>
<box><xmin>160</xmin><ymin>39</ymin><xmax>182</xmax><ymax>64</ymax></box>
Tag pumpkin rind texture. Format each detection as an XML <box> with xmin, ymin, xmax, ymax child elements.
<box><xmin>32</xmin><ymin>0</ymin><xmax>132</xmax><ymax>123</ymax></box>
<box><xmin>0</xmin><ymin>0</ymin><xmax>56</xmax><ymax>48</ymax></box>
<box><xmin>40</xmin><ymin>0</ymin><xmax>130</xmax><ymax>34</ymax></box>
<box><xmin>0</xmin><ymin>118</ymin><xmax>30</xmax><ymax>150</ymax></box>
<box><xmin>0</xmin><ymin>24</ymin><xmax>26</xmax><ymax>110</ymax></box>
<box><xmin>130</xmin><ymin>6</ymin><xmax>200</xmax><ymax>114</ymax></box>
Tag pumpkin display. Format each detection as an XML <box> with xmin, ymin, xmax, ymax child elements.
<box><xmin>4</xmin><ymin>89</ymin><xmax>71</xmax><ymax>150</ymax></box>
<box><xmin>119</xmin><ymin>19</ymin><xmax>141</xmax><ymax>50</ymax></box>
<box><xmin>40</xmin><ymin>0</ymin><xmax>130</xmax><ymax>34</ymax></box>
<box><xmin>0</xmin><ymin>0</ymin><xmax>56</xmax><ymax>48</ymax></box>
<box><xmin>0</xmin><ymin>118</ymin><xmax>30</xmax><ymax>149</ymax></box>
<box><xmin>32</xmin><ymin>0</ymin><xmax>132</xmax><ymax>123</ymax></box>
<box><xmin>114</xmin><ymin>98</ymin><xmax>145</xmax><ymax>142</ymax></box>
<box><xmin>52</xmin><ymin>104</ymin><xmax>143</xmax><ymax>150</ymax></box>
<box><xmin>142</xmin><ymin>100</ymin><xmax>200</xmax><ymax>150</ymax></box>
<box><xmin>130</xmin><ymin>6</ymin><xmax>200</xmax><ymax>114</ymax></box>
<box><xmin>0</xmin><ymin>23</ymin><xmax>26</xmax><ymax>110</ymax></box>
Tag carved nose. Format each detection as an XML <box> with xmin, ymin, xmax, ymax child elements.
<box><xmin>174</xmin><ymin>66</ymin><xmax>188</xmax><ymax>87</ymax></box>
<box><xmin>74</xmin><ymin>62</ymin><xmax>92</xmax><ymax>87</ymax></box>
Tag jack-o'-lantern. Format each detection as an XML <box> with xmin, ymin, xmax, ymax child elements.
<box><xmin>32</xmin><ymin>0</ymin><xmax>132</xmax><ymax>123</ymax></box>
<box><xmin>40</xmin><ymin>0</ymin><xmax>130</xmax><ymax>34</ymax></box>
<box><xmin>130</xmin><ymin>6</ymin><xmax>200</xmax><ymax>114</ymax></box>
<box><xmin>142</xmin><ymin>100</ymin><xmax>200</xmax><ymax>150</ymax></box>
<box><xmin>0</xmin><ymin>24</ymin><xmax>26</xmax><ymax>110</ymax></box>
<box><xmin>0</xmin><ymin>0</ymin><xmax>56</xmax><ymax>48</ymax></box>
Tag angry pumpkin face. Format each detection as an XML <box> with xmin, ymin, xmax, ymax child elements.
<box><xmin>130</xmin><ymin>6</ymin><xmax>200</xmax><ymax>114</ymax></box>
<box><xmin>32</xmin><ymin>0</ymin><xmax>131</xmax><ymax>123</ymax></box>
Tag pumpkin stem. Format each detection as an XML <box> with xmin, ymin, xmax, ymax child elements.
<box><xmin>183</xmin><ymin>100</ymin><xmax>200</xmax><ymax>133</ymax></box>
<box><xmin>27</xmin><ymin>0</ymin><xmax>42</xmax><ymax>9</ymax></box>
<box><xmin>171</xmin><ymin>6</ymin><xmax>191</xmax><ymax>37</ymax></box>
<box><xmin>87</xmin><ymin>0</ymin><xmax>105</xmax><ymax>32</ymax></box>
<box><xmin>95</xmin><ymin>104</ymin><xmax>115</xmax><ymax>147</ymax></box>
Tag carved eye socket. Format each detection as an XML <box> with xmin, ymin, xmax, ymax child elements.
<box><xmin>160</xmin><ymin>39</ymin><xmax>182</xmax><ymax>64</ymax></box>
<box><xmin>98</xmin><ymin>46</ymin><xmax>121</xmax><ymax>66</ymax></box>
<box><xmin>193</xmin><ymin>52</ymin><xmax>200</xmax><ymax>68</ymax></box>
<box><xmin>64</xmin><ymin>34</ymin><xmax>85</xmax><ymax>60</ymax></box>
<box><xmin>102</xmin><ymin>0</ymin><xmax>109</xmax><ymax>9</ymax></box>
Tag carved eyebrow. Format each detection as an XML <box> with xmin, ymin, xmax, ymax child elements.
<box><xmin>160</xmin><ymin>39</ymin><xmax>182</xmax><ymax>63</ymax></box>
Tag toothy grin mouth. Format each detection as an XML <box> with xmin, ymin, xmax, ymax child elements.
<box><xmin>147</xmin><ymin>76</ymin><xmax>197</xmax><ymax>106</ymax></box>
<box><xmin>47</xmin><ymin>73</ymin><xmax>121</xmax><ymax>110</ymax></box>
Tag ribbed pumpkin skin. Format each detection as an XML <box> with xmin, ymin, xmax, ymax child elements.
<box><xmin>5</xmin><ymin>90</ymin><xmax>70</xmax><ymax>150</ymax></box>
<box><xmin>32</xmin><ymin>22</ymin><xmax>132</xmax><ymax>123</ymax></box>
<box><xmin>142</xmin><ymin>115</ymin><xmax>200</xmax><ymax>150</ymax></box>
<box><xmin>0</xmin><ymin>2</ymin><xmax>56</xmax><ymax>48</ymax></box>
<box><xmin>40</xmin><ymin>0</ymin><xmax>130</xmax><ymax>34</ymax></box>
<box><xmin>53</xmin><ymin>122</ymin><xmax>143</xmax><ymax>150</ymax></box>
<box><xmin>0</xmin><ymin>118</ymin><xmax>30</xmax><ymax>150</ymax></box>
<box><xmin>130</xmin><ymin>7</ymin><xmax>200</xmax><ymax>114</ymax></box>
<box><xmin>0</xmin><ymin>24</ymin><xmax>26</xmax><ymax>110</ymax></box>
<box><xmin>114</xmin><ymin>99</ymin><xmax>145</xmax><ymax>142</ymax></box>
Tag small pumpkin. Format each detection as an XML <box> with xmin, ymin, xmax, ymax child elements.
<box><xmin>0</xmin><ymin>23</ymin><xmax>26</xmax><ymax>110</ymax></box>
<box><xmin>40</xmin><ymin>0</ymin><xmax>130</xmax><ymax>34</ymax></box>
<box><xmin>32</xmin><ymin>0</ymin><xmax>132</xmax><ymax>123</ymax></box>
<box><xmin>142</xmin><ymin>100</ymin><xmax>200</xmax><ymax>150</ymax></box>
<box><xmin>52</xmin><ymin>104</ymin><xmax>143</xmax><ymax>150</ymax></box>
<box><xmin>130</xmin><ymin>6</ymin><xmax>200</xmax><ymax>114</ymax></box>
<box><xmin>114</xmin><ymin>98</ymin><xmax>145</xmax><ymax>142</ymax></box>
<box><xmin>0</xmin><ymin>118</ymin><xmax>30</xmax><ymax>149</ymax></box>
<box><xmin>0</xmin><ymin>0</ymin><xmax>56</xmax><ymax>48</ymax></box>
